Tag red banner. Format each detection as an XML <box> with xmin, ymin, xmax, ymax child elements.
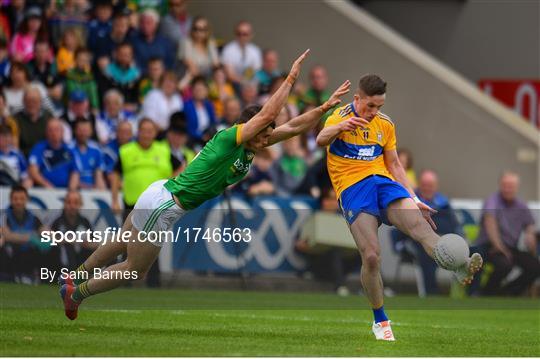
<box><xmin>478</xmin><ymin>80</ymin><xmax>540</xmax><ymax>129</ymax></box>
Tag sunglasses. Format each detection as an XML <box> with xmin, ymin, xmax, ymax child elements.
<box><xmin>236</xmin><ymin>31</ymin><xmax>250</xmax><ymax>37</ymax></box>
<box><xmin>193</xmin><ymin>26</ymin><xmax>208</xmax><ymax>32</ymax></box>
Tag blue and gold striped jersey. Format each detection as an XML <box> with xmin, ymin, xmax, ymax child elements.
<box><xmin>324</xmin><ymin>103</ymin><xmax>397</xmax><ymax>199</ymax></box>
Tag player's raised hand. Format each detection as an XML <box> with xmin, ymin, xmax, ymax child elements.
<box><xmin>339</xmin><ymin>116</ymin><xmax>369</xmax><ymax>132</ymax></box>
<box><xmin>287</xmin><ymin>49</ymin><xmax>310</xmax><ymax>84</ymax></box>
<box><xmin>322</xmin><ymin>80</ymin><xmax>351</xmax><ymax>111</ymax></box>
<box><xmin>417</xmin><ymin>201</ymin><xmax>438</xmax><ymax>230</ymax></box>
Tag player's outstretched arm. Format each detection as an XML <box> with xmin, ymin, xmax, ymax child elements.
<box><xmin>267</xmin><ymin>80</ymin><xmax>351</xmax><ymax>145</ymax></box>
<box><xmin>239</xmin><ymin>49</ymin><xmax>310</xmax><ymax>144</ymax></box>
<box><xmin>315</xmin><ymin>116</ymin><xmax>368</xmax><ymax>147</ymax></box>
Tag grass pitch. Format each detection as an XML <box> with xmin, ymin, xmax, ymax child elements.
<box><xmin>1</xmin><ymin>283</ymin><xmax>539</xmax><ymax>356</ymax></box>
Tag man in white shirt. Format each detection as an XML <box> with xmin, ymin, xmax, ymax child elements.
<box><xmin>221</xmin><ymin>21</ymin><xmax>262</xmax><ymax>84</ymax></box>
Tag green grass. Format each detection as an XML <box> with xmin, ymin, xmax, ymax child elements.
<box><xmin>1</xmin><ymin>283</ymin><xmax>539</xmax><ymax>356</ymax></box>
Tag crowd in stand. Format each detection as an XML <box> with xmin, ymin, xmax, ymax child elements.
<box><xmin>0</xmin><ymin>0</ymin><xmax>334</xmax><ymax>200</ymax></box>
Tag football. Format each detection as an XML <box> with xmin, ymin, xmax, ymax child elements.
<box><xmin>433</xmin><ymin>234</ymin><xmax>470</xmax><ymax>270</ymax></box>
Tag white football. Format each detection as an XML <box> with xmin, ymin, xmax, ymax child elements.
<box><xmin>433</xmin><ymin>234</ymin><xmax>469</xmax><ymax>270</ymax></box>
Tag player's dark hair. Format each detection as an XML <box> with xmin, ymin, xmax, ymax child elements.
<box><xmin>10</xmin><ymin>184</ymin><xmax>28</xmax><ymax>198</ymax></box>
<box><xmin>358</xmin><ymin>74</ymin><xmax>386</xmax><ymax>96</ymax></box>
<box><xmin>237</xmin><ymin>105</ymin><xmax>276</xmax><ymax>129</ymax></box>
<box><xmin>238</xmin><ymin>105</ymin><xmax>262</xmax><ymax>124</ymax></box>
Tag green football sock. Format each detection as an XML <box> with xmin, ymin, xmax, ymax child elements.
<box><xmin>73</xmin><ymin>263</ymin><xmax>89</xmax><ymax>285</ymax></box>
<box><xmin>72</xmin><ymin>281</ymin><xmax>92</xmax><ymax>302</ymax></box>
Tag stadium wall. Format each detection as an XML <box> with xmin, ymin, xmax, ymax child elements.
<box><xmin>357</xmin><ymin>0</ymin><xmax>540</xmax><ymax>81</ymax></box>
<box><xmin>1</xmin><ymin>187</ymin><xmax>539</xmax><ymax>283</ymax></box>
<box><xmin>190</xmin><ymin>0</ymin><xmax>540</xmax><ymax>201</ymax></box>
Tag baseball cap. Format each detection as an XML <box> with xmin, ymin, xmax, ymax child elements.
<box><xmin>70</xmin><ymin>90</ymin><xmax>88</xmax><ymax>103</ymax></box>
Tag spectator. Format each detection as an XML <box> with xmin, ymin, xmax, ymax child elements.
<box><xmin>476</xmin><ymin>171</ymin><xmax>540</xmax><ymax>296</ymax></box>
<box><xmin>0</xmin><ymin>38</ymin><xmax>9</xmax><ymax>84</ymax></box>
<box><xmin>100</xmin><ymin>42</ymin><xmax>141</xmax><ymax>108</ymax></box>
<box><xmin>217</xmin><ymin>97</ymin><xmax>241</xmax><ymax>131</ymax></box>
<box><xmin>3</xmin><ymin>61</ymin><xmax>30</xmax><ymax>113</ymax></box>
<box><xmin>60</xmin><ymin>90</ymin><xmax>97</xmax><ymax>142</ymax></box>
<box><xmin>167</xmin><ymin>120</ymin><xmax>195</xmax><ymax>167</ymax></box>
<box><xmin>0</xmin><ymin>185</ymin><xmax>46</xmax><ymax>284</ymax></box>
<box><xmin>398</xmin><ymin>148</ymin><xmax>417</xmax><ymax>189</ymax></box>
<box><xmin>50</xmin><ymin>190</ymin><xmax>95</xmax><ymax>271</ymax></box>
<box><xmin>70</xmin><ymin>118</ymin><xmax>106</xmax><ymax>189</ymax></box>
<box><xmin>239</xmin><ymin>147</ymin><xmax>275</xmax><ymax>197</ymax></box>
<box><xmin>0</xmin><ymin>91</ymin><xmax>19</xmax><ymax>145</ymax></box>
<box><xmin>138</xmin><ymin>56</ymin><xmax>164</xmax><ymax>101</ymax></box>
<box><xmin>48</xmin><ymin>0</ymin><xmax>88</xmax><ymax>47</ymax></box>
<box><xmin>0</xmin><ymin>124</ymin><xmax>31</xmax><ymax>187</ymax></box>
<box><xmin>221</xmin><ymin>21</ymin><xmax>262</xmax><ymax>84</ymax></box>
<box><xmin>26</xmin><ymin>40</ymin><xmax>63</xmax><ymax>110</ymax></box>
<box><xmin>255</xmin><ymin>49</ymin><xmax>280</xmax><ymax>95</ymax></box>
<box><xmin>0</xmin><ymin>9</ymin><xmax>10</xmax><ymax>41</ymax></box>
<box><xmin>9</xmin><ymin>7</ymin><xmax>46</xmax><ymax>63</ymax></box>
<box><xmin>295</xmin><ymin>186</ymin><xmax>361</xmax><ymax>296</ymax></box>
<box><xmin>131</xmin><ymin>9</ymin><xmax>174</xmax><ymax>71</ymax></box>
<box><xmin>56</xmin><ymin>28</ymin><xmax>82</xmax><ymax>75</ymax></box>
<box><xmin>295</xmin><ymin>152</ymin><xmax>332</xmax><ymax>200</ymax></box>
<box><xmin>141</xmin><ymin>71</ymin><xmax>183</xmax><ymax>132</ymax></box>
<box><xmin>86</xmin><ymin>0</ymin><xmax>114</xmax><ymax>57</ymax></box>
<box><xmin>91</xmin><ymin>8</ymin><xmax>133</xmax><ymax>70</ymax></box>
<box><xmin>184</xmin><ymin>76</ymin><xmax>216</xmax><ymax>141</ymax></box>
<box><xmin>391</xmin><ymin>170</ymin><xmax>462</xmax><ymax>295</ymax></box>
<box><xmin>64</xmin><ymin>47</ymin><xmax>100</xmax><ymax>111</ymax></box>
<box><xmin>96</xmin><ymin>89</ymin><xmax>137</xmax><ymax>144</ymax></box>
<box><xmin>13</xmin><ymin>85</ymin><xmax>54</xmax><ymax>156</ymax></box>
<box><xmin>159</xmin><ymin>0</ymin><xmax>192</xmax><ymax>48</ymax></box>
<box><xmin>4</xmin><ymin>61</ymin><xmax>54</xmax><ymax>114</ymax></box>
<box><xmin>102</xmin><ymin>120</ymin><xmax>133</xmax><ymax>184</ymax></box>
<box><xmin>111</xmin><ymin>118</ymin><xmax>181</xmax><ymax>213</ymax></box>
<box><xmin>240</xmin><ymin>81</ymin><xmax>258</xmax><ymax>108</ymax></box>
<box><xmin>270</xmin><ymin>135</ymin><xmax>307</xmax><ymax>196</ymax></box>
<box><xmin>208</xmin><ymin>65</ymin><xmax>235</xmax><ymax>119</ymax></box>
<box><xmin>3</xmin><ymin>0</ymin><xmax>26</xmax><ymax>37</ymax></box>
<box><xmin>298</xmin><ymin>65</ymin><xmax>331</xmax><ymax>120</ymax></box>
<box><xmin>28</xmin><ymin>118</ymin><xmax>79</xmax><ymax>188</ymax></box>
<box><xmin>178</xmin><ymin>16</ymin><xmax>219</xmax><ymax>80</ymax></box>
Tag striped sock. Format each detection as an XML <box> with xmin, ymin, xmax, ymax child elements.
<box><xmin>72</xmin><ymin>281</ymin><xmax>92</xmax><ymax>302</ymax></box>
<box><xmin>74</xmin><ymin>263</ymin><xmax>88</xmax><ymax>285</ymax></box>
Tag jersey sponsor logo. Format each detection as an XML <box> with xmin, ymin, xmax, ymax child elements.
<box><xmin>231</xmin><ymin>158</ymin><xmax>251</xmax><ymax>175</ymax></box>
<box><xmin>330</xmin><ymin>139</ymin><xmax>383</xmax><ymax>161</ymax></box>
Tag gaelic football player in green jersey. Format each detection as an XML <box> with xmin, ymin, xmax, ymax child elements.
<box><xmin>60</xmin><ymin>49</ymin><xmax>352</xmax><ymax>320</ymax></box>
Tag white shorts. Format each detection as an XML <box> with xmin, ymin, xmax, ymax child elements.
<box><xmin>131</xmin><ymin>180</ymin><xmax>186</xmax><ymax>247</ymax></box>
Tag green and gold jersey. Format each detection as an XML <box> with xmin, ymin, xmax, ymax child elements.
<box><xmin>164</xmin><ymin>124</ymin><xmax>254</xmax><ymax>210</ymax></box>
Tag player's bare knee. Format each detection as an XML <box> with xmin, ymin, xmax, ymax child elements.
<box><xmin>362</xmin><ymin>251</ymin><xmax>380</xmax><ymax>271</ymax></box>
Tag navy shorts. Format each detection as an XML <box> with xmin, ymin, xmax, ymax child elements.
<box><xmin>339</xmin><ymin>175</ymin><xmax>411</xmax><ymax>225</ymax></box>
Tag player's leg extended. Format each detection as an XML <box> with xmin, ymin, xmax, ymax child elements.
<box><xmin>62</xmin><ymin>212</ymin><xmax>133</xmax><ymax>286</ymax></box>
<box><xmin>386</xmin><ymin>197</ymin><xmax>439</xmax><ymax>256</ymax></box>
<box><xmin>386</xmin><ymin>197</ymin><xmax>482</xmax><ymax>284</ymax></box>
